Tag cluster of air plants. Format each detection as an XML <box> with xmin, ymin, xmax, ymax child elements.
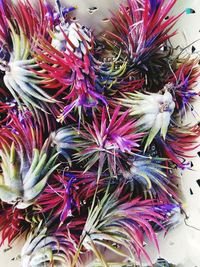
<box><xmin>0</xmin><ymin>0</ymin><xmax>199</xmax><ymax>266</ymax></box>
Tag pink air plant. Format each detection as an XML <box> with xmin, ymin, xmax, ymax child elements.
<box><xmin>75</xmin><ymin>106</ymin><xmax>144</xmax><ymax>179</ymax></box>
<box><xmin>0</xmin><ymin>203</ymin><xmax>30</xmax><ymax>245</ymax></box>
<box><xmin>33</xmin><ymin>23</ymin><xmax>106</xmax><ymax>124</ymax></box>
<box><xmin>107</xmin><ymin>0</ymin><xmax>181</xmax><ymax>65</ymax></box>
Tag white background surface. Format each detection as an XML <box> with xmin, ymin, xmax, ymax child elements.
<box><xmin>1</xmin><ymin>0</ymin><xmax>200</xmax><ymax>266</ymax></box>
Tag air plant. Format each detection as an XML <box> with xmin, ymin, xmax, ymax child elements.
<box><xmin>156</xmin><ymin>124</ymin><xmax>200</xmax><ymax>169</ymax></box>
<box><xmin>2</xmin><ymin>27</ymin><xmax>57</xmax><ymax>115</ymax></box>
<box><xmin>168</xmin><ymin>58</ymin><xmax>200</xmax><ymax>116</ymax></box>
<box><xmin>108</xmin><ymin>0</ymin><xmax>179</xmax><ymax>63</ymax></box>
<box><xmin>20</xmin><ymin>216</ymin><xmax>86</xmax><ymax>267</ymax></box>
<box><xmin>0</xmin><ymin>0</ymin><xmax>51</xmax><ymax>42</ymax></box>
<box><xmin>0</xmin><ymin>114</ymin><xmax>59</xmax><ymax>208</ymax></box>
<box><xmin>75</xmin><ymin>106</ymin><xmax>144</xmax><ymax>179</ymax></box>
<box><xmin>103</xmin><ymin>0</ymin><xmax>181</xmax><ymax>89</ymax></box>
<box><xmin>37</xmin><ymin>174</ymin><xmax>81</xmax><ymax>225</ymax></box>
<box><xmin>0</xmin><ymin>0</ymin><xmax>61</xmax><ymax>118</ymax></box>
<box><xmin>119</xmin><ymin>88</ymin><xmax>175</xmax><ymax>151</ymax></box>
<box><xmin>21</xmin><ymin>226</ymin><xmax>77</xmax><ymax>267</ymax></box>
<box><xmin>76</xmin><ymin>189</ymin><xmax>174</xmax><ymax>266</ymax></box>
<box><xmin>50</xmin><ymin>127</ymin><xmax>80</xmax><ymax>165</ymax></box>
<box><xmin>122</xmin><ymin>155</ymin><xmax>178</xmax><ymax>201</ymax></box>
<box><xmin>95</xmin><ymin>48</ymin><xmax>144</xmax><ymax>97</ymax></box>
<box><xmin>37</xmin><ymin>172</ymin><xmax>107</xmax><ymax>226</ymax></box>
<box><xmin>33</xmin><ymin>18</ymin><xmax>106</xmax><ymax>124</ymax></box>
<box><xmin>0</xmin><ymin>202</ymin><xmax>30</xmax><ymax>245</ymax></box>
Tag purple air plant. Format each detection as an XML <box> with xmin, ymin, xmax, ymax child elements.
<box><xmin>75</xmin><ymin>106</ymin><xmax>144</xmax><ymax>179</ymax></box>
<box><xmin>156</xmin><ymin>124</ymin><xmax>200</xmax><ymax>169</ymax></box>
<box><xmin>37</xmin><ymin>172</ymin><xmax>106</xmax><ymax>226</ymax></box>
<box><xmin>101</xmin><ymin>0</ymin><xmax>183</xmax><ymax>91</ymax></box>
<box><xmin>168</xmin><ymin>59</ymin><xmax>200</xmax><ymax>116</ymax></box>
<box><xmin>37</xmin><ymin>174</ymin><xmax>81</xmax><ymax>225</ymax></box>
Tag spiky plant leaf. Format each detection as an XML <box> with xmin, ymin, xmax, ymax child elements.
<box><xmin>103</xmin><ymin>0</ymin><xmax>181</xmax><ymax>89</ymax></box>
<box><xmin>0</xmin><ymin>114</ymin><xmax>59</xmax><ymax>208</ymax></box>
<box><xmin>155</xmin><ymin>124</ymin><xmax>200</xmax><ymax>168</ymax></box>
<box><xmin>37</xmin><ymin>174</ymin><xmax>81</xmax><ymax>225</ymax></box>
<box><xmin>32</xmin><ymin>19</ymin><xmax>106</xmax><ymax>123</ymax></box>
<box><xmin>37</xmin><ymin>172</ymin><xmax>107</xmax><ymax>226</ymax></box>
<box><xmin>75</xmin><ymin>106</ymin><xmax>144</xmax><ymax>179</ymax></box>
<box><xmin>77</xmin><ymin>189</ymin><xmax>173</xmax><ymax>266</ymax></box>
<box><xmin>51</xmin><ymin>127</ymin><xmax>80</xmax><ymax>165</ymax></box>
<box><xmin>0</xmin><ymin>202</ymin><xmax>31</xmax><ymax>245</ymax></box>
<box><xmin>122</xmin><ymin>155</ymin><xmax>178</xmax><ymax>201</ymax></box>
<box><xmin>168</xmin><ymin>58</ymin><xmax>200</xmax><ymax>116</ymax></box>
<box><xmin>21</xmin><ymin>226</ymin><xmax>77</xmax><ymax>267</ymax></box>
<box><xmin>119</xmin><ymin>89</ymin><xmax>175</xmax><ymax>151</ymax></box>
<box><xmin>0</xmin><ymin>0</ymin><xmax>61</xmax><ymax>118</ymax></box>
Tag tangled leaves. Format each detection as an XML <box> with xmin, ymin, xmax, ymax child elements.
<box><xmin>0</xmin><ymin>0</ymin><xmax>199</xmax><ymax>266</ymax></box>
